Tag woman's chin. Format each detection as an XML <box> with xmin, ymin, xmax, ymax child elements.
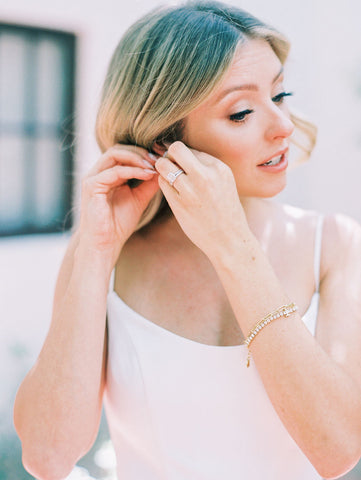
<box><xmin>236</xmin><ymin>179</ymin><xmax>287</xmax><ymax>199</ymax></box>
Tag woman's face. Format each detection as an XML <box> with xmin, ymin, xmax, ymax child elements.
<box><xmin>182</xmin><ymin>38</ymin><xmax>295</xmax><ymax>199</ymax></box>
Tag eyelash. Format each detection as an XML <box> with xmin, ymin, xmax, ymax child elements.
<box><xmin>229</xmin><ymin>91</ymin><xmax>294</xmax><ymax>123</ymax></box>
<box><xmin>273</xmin><ymin>91</ymin><xmax>294</xmax><ymax>103</ymax></box>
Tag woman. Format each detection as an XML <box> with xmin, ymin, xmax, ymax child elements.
<box><xmin>14</xmin><ymin>1</ymin><xmax>361</xmax><ymax>479</ymax></box>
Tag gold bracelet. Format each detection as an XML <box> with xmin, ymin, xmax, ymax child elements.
<box><xmin>243</xmin><ymin>302</ymin><xmax>298</xmax><ymax>367</ymax></box>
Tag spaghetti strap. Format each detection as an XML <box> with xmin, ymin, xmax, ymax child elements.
<box><xmin>313</xmin><ymin>215</ymin><xmax>324</xmax><ymax>293</ymax></box>
<box><xmin>109</xmin><ymin>268</ymin><xmax>116</xmax><ymax>293</ymax></box>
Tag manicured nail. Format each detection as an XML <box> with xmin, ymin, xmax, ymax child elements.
<box><xmin>163</xmin><ymin>150</ymin><xmax>168</xmax><ymax>158</ymax></box>
<box><xmin>147</xmin><ymin>153</ymin><xmax>158</xmax><ymax>161</ymax></box>
<box><xmin>145</xmin><ymin>169</ymin><xmax>158</xmax><ymax>174</ymax></box>
<box><xmin>143</xmin><ymin>159</ymin><xmax>155</xmax><ymax>169</ymax></box>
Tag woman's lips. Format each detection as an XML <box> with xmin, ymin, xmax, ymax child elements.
<box><xmin>257</xmin><ymin>153</ymin><xmax>288</xmax><ymax>173</ymax></box>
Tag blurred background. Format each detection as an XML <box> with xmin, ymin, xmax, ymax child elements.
<box><xmin>0</xmin><ymin>0</ymin><xmax>360</xmax><ymax>478</ymax></box>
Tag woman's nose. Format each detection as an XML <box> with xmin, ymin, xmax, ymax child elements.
<box><xmin>265</xmin><ymin>106</ymin><xmax>295</xmax><ymax>141</ymax></box>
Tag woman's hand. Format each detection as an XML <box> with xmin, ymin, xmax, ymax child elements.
<box><xmin>155</xmin><ymin>141</ymin><xmax>249</xmax><ymax>260</ymax></box>
<box><xmin>78</xmin><ymin>145</ymin><xmax>160</xmax><ymax>266</ymax></box>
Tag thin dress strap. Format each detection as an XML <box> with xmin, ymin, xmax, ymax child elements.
<box><xmin>313</xmin><ymin>215</ymin><xmax>324</xmax><ymax>293</ymax></box>
<box><xmin>109</xmin><ymin>268</ymin><xmax>116</xmax><ymax>293</ymax></box>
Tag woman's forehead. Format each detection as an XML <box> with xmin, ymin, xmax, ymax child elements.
<box><xmin>184</xmin><ymin>39</ymin><xmax>283</xmax><ymax>122</ymax></box>
<box><xmin>211</xmin><ymin>39</ymin><xmax>283</xmax><ymax>101</ymax></box>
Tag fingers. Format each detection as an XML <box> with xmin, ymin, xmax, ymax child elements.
<box><xmin>155</xmin><ymin>141</ymin><xmax>234</xmax><ymax>211</ymax></box>
<box><xmin>155</xmin><ymin>156</ymin><xmax>187</xmax><ymax>192</ymax></box>
<box><xmin>87</xmin><ymin>145</ymin><xmax>158</xmax><ymax>177</ymax></box>
<box><xmin>164</xmin><ymin>141</ymin><xmax>197</xmax><ymax>174</ymax></box>
<box><xmin>83</xmin><ymin>165</ymin><xmax>158</xmax><ymax>195</ymax></box>
<box><xmin>158</xmin><ymin>174</ymin><xmax>180</xmax><ymax>204</ymax></box>
<box><xmin>155</xmin><ymin>140</ymin><xmax>223</xmax><ymax>187</ymax></box>
<box><xmin>166</xmin><ymin>141</ymin><xmax>218</xmax><ymax>171</ymax></box>
<box><xmin>132</xmin><ymin>173</ymin><xmax>161</xmax><ymax>206</ymax></box>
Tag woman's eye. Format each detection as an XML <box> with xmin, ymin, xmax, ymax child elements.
<box><xmin>229</xmin><ymin>92</ymin><xmax>293</xmax><ymax>123</ymax></box>
<box><xmin>272</xmin><ymin>91</ymin><xmax>294</xmax><ymax>103</ymax></box>
<box><xmin>229</xmin><ymin>109</ymin><xmax>254</xmax><ymax>123</ymax></box>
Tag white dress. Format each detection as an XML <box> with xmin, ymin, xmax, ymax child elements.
<box><xmin>104</xmin><ymin>216</ymin><xmax>324</xmax><ymax>479</ymax></box>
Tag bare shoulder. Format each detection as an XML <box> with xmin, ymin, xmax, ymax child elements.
<box><xmin>321</xmin><ymin>212</ymin><xmax>361</xmax><ymax>274</ymax></box>
<box><xmin>313</xmin><ymin>213</ymin><xmax>361</xmax><ymax>365</ymax></box>
<box><xmin>273</xmin><ymin>201</ymin><xmax>320</xmax><ymax>240</ymax></box>
<box><xmin>277</xmin><ymin>202</ymin><xmax>361</xmax><ymax>275</ymax></box>
<box><xmin>321</xmin><ymin>212</ymin><xmax>361</xmax><ymax>246</ymax></box>
<box><xmin>278</xmin><ymin>202</ymin><xmax>317</xmax><ymax>223</ymax></box>
<box><xmin>276</xmin><ymin>201</ymin><xmax>361</xmax><ymax>246</ymax></box>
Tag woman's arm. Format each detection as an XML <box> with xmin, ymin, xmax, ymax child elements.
<box><xmin>14</xmin><ymin>236</ymin><xmax>111</xmax><ymax>480</ymax></box>
<box><xmin>13</xmin><ymin>145</ymin><xmax>159</xmax><ymax>480</ymax></box>
<box><xmin>155</xmin><ymin>142</ymin><xmax>361</xmax><ymax>479</ymax></box>
<box><xmin>209</xmin><ymin>214</ymin><xmax>361</xmax><ymax>479</ymax></box>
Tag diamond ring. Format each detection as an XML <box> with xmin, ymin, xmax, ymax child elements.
<box><xmin>166</xmin><ymin>168</ymin><xmax>185</xmax><ymax>187</ymax></box>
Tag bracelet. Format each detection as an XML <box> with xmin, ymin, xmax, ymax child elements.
<box><xmin>243</xmin><ymin>302</ymin><xmax>298</xmax><ymax>367</ymax></box>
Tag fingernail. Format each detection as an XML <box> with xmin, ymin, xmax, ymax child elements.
<box><xmin>163</xmin><ymin>150</ymin><xmax>168</xmax><ymax>158</ymax></box>
<box><xmin>143</xmin><ymin>159</ymin><xmax>155</xmax><ymax>169</ymax></box>
<box><xmin>147</xmin><ymin>153</ymin><xmax>158</xmax><ymax>161</ymax></box>
<box><xmin>145</xmin><ymin>169</ymin><xmax>158</xmax><ymax>174</ymax></box>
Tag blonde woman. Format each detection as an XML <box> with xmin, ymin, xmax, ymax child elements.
<box><xmin>14</xmin><ymin>1</ymin><xmax>361</xmax><ymax>479</ymax></box>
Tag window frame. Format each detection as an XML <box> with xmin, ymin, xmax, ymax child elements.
<box><xmin>0</xmin><ymin>23</ymin><xmax>76</xmax><ymax>237</ymax></box>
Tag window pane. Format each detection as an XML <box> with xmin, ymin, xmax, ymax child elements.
<box><xmin>36</xmin><ymin>39</ymin><xmax>65</xmax><ymax>125</ymax></box>
<box><xmin>34</xmin><ymin>137</ymin><xmax>64</xmax><ymax>227</ymax></box>
<box><xmin>0</xmin><ymin>26</ymin><xmax>75</xmax><ymax>236</ymax></box>
<box><xmin>0</xmin><ymin>33</ymin><xmax>26</xmax><ymax>125</ymax></box>
<box><xmin>0</xmin><ymin>135</ymin><xmax>26</xmax><ymax>228</ymax></box>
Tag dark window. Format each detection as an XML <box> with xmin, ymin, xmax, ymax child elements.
<box><xmin>0</xmin><ymin>24</ymin><xmax>76</xmax><ymax>236</ymax></box>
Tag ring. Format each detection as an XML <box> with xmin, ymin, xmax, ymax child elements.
<box><xmin>166</xmin><ymin>168</ymin><xmax>185</xmax><ymax>187</ymax></box>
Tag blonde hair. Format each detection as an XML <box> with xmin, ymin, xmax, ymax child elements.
<box><xmin>96</xmin><ymin>0</ymin><xmax>317</xmax><ymax>230</ymax></box>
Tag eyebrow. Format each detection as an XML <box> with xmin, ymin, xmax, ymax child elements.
<box><xmin>213</xmin><ymin>66</ymin><xmax>284</xmax><ymax>104</ymax></box>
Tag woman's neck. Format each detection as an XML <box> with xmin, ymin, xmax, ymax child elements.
<box><xmin>147</xmin><ymin>196</ymin><xmax>277</xmax><ymax>249</ymax></box>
